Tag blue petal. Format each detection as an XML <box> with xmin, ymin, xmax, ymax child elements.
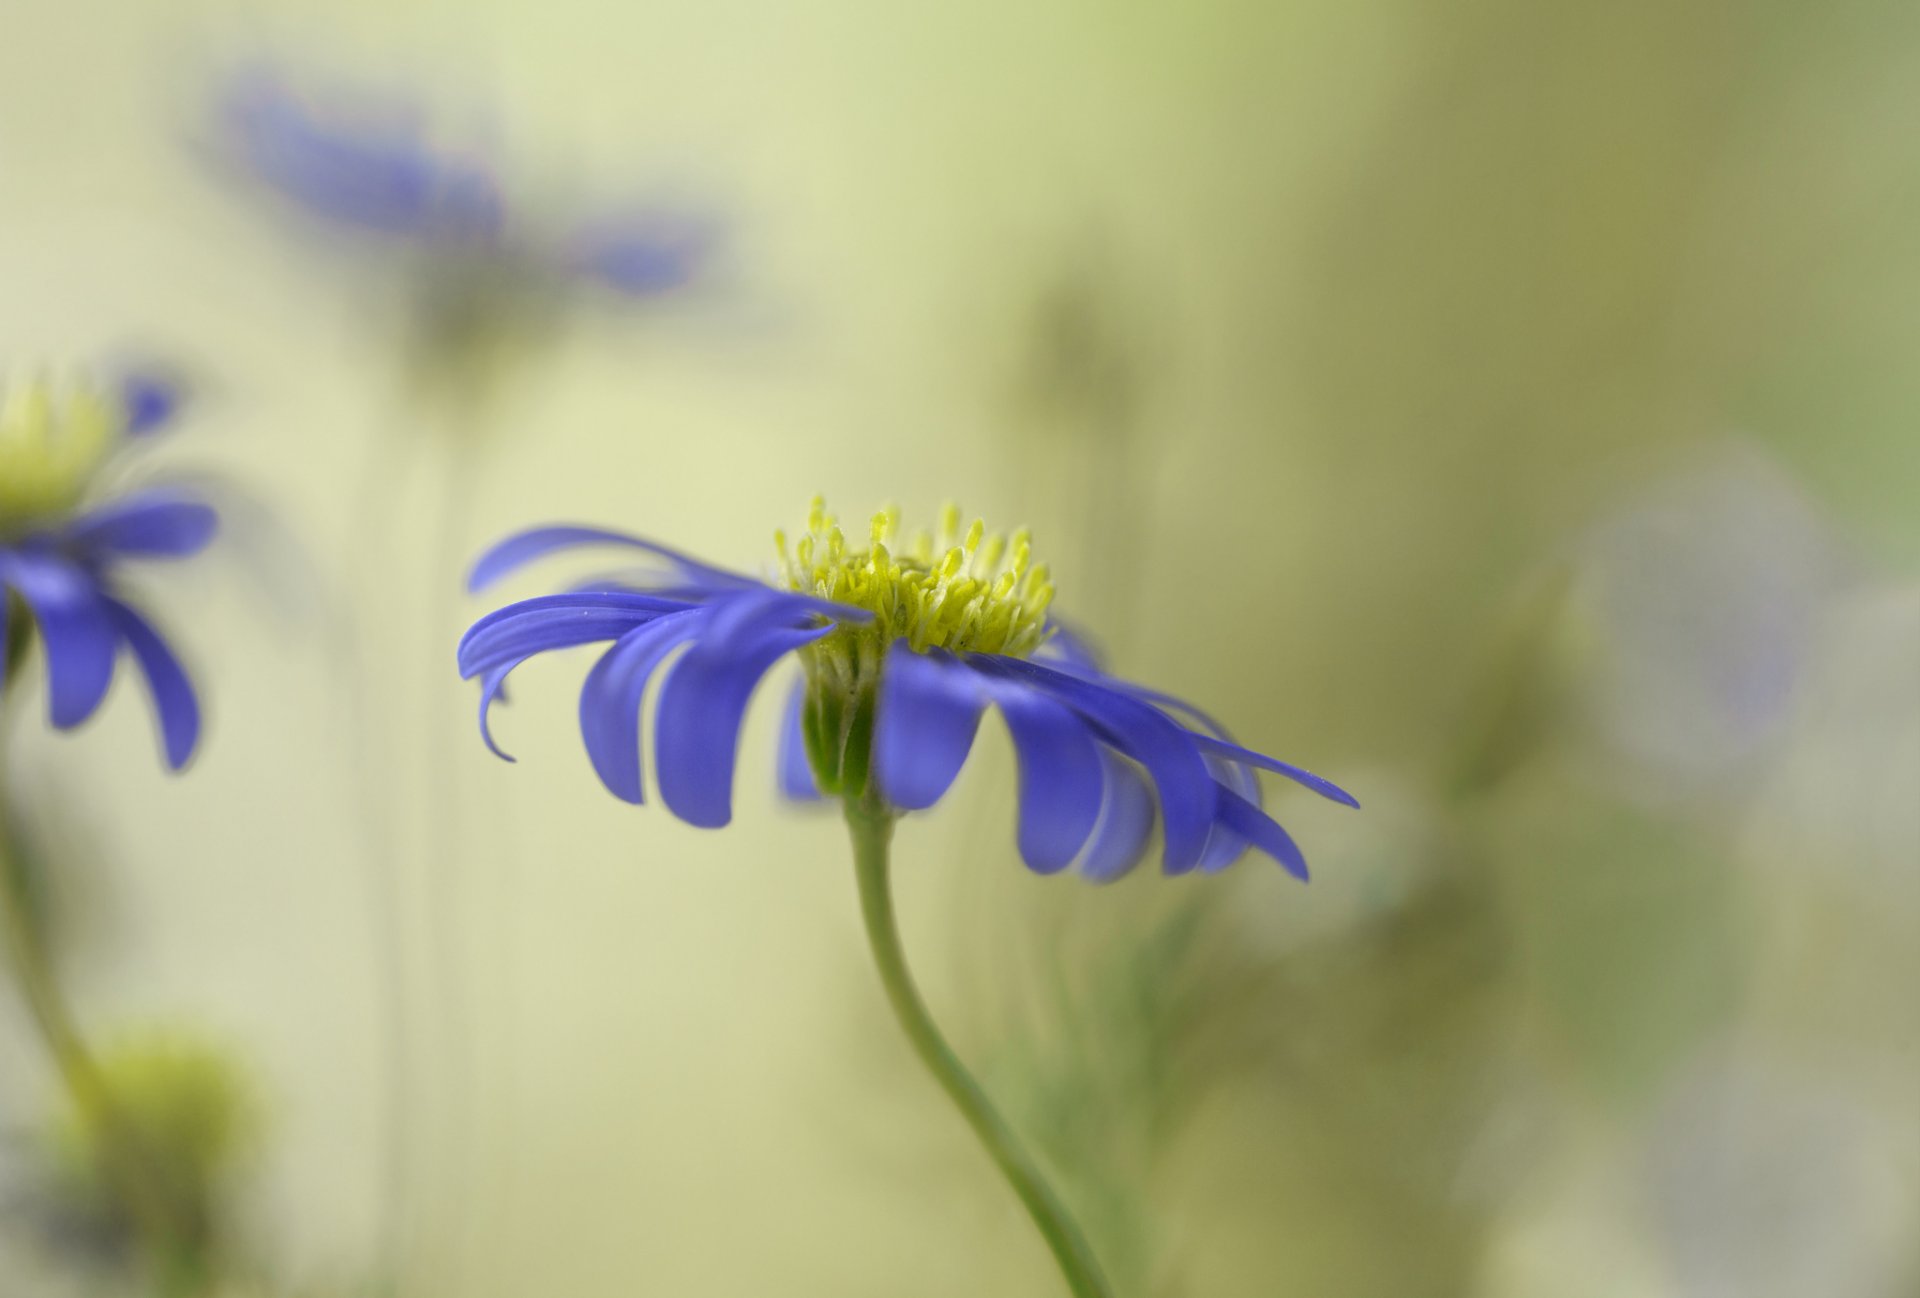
<box><xmin>1078</xmin><ymin>750</ymin><xmax>1156</xmax><ymax>883</ymax></box>
<box><xmin>577</xmin><ymin>612</ymin><xmax>701</xmax><ymax>803</ymax></box>
<box><xmin>100</xmin><ymin>598</ymin><xmax>200</xmax><ymax>769</ymax></box>
<box><xmin>120</xmin><ymin>372</ymin><xmax>184</xmax><ymax>437</ymax></box>
<box><xmin>975</xmin><ymin>656</ymin><xmax>1218</xmax><ymax>873</ymax></box>
<box><xmin>777</xmin><ymin>678</ymin><xmax>822</xmax><ymax>802</ymax></box>
<box><xmin>875</xmin><ymin>646</ymin><xmax>987</xmax><ymax>811</ymax></box>
<box><xmin>1213</xmin><ymin>785</ymin><xmax>1310</xmax><ymax>881</ymax></box>
<box><xmin>61</xmin><ymin>491</ymin><xmax>219</xmax><ymax>558</ymax></box>
<box><xmin>986</xmin><ymin>676</ymin><xmax>1106</xmax><ymax>874</ymax></box>
<box><xmin>0</xmin><ymin>552</ymin><xmax>119</xmax><ymax>730</ymax></box>
<box><xmin>457</xmin><ymin>601</ymin><xmax>664</xmax><ymax>680</ymax></box>
<box><xmin>1186</xmin><ymin>732</ymin><xmax>1360</xmax><ymax>808</ymax></box>
<box><xmin>476</xmin><ymin>663</ymin><xmax>519</xmax><ymax>761</ymax></box>
<box><xmin>569</xmin><ymin>212</ymin><xmax>715</xmax><ymax>295</ymax></box>
<box><xmin>467</xmin><ymin>526</ymin><xmax>755</xmax><ymax>594</ymax></box>
<box><xmin>458</xmin><ymin>591</ymin><xmax>692</xmax><ymax>671</ymax></box>
<box><xmin>653</xmin><ymin>616</ymin><xmax>827</xmax><ymax>829</ymax></box>
<box><xmin>1036</xmin><ymin>615</ymin><xmax>1106</xmax><ymax>672</ymax></box>
<box><xmin>219</xmin><ymin>69</ymin><xmax>502</xmax><ymax>240</ymax></box>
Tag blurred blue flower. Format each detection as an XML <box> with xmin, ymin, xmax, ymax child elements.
<box><xmin>212</xmin><ymin>65</ymin><xmax>713</xmax><ymax>298</ymax></box>
<box><xmin>458</xmin><ymin>503</ymin><xmax>1356</xmax><ymax>881</ymax></box>
<box><xmin>0</xmin><ymin>370</ymin><xmax>216</xmax><ymax>770</ymax></box>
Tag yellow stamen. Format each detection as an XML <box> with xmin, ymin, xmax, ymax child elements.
<box><xmin>775</xmin><ymin>500</ymin><xmax>1055</xmax><ymax>658</ymax></box>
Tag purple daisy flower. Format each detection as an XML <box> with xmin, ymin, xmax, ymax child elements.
<box><xmin>458</xmin><ymin>499</ymin><xmax>1356</xmax><ymax>1296</ymax></box>
<box><xmin>212</xmin><ymin>65</ymin><xmax>714</xmax><ymax>299</ymax></box>
<box><xmin>0</xmin><ymin>370</ymin><xmax>217</xmax><ymax>770</ymax></box>
<box><xmin>458</xmin><ymin>500</ymin><xmax>1354</xmax><ymax>881</ymax></box>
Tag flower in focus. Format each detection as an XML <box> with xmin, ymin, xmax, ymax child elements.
<box><xmin>458</xmin><ymin>500</ymin><xmax>1356</xmax><ymax>880</ymax></box>
<box><xmin>0</xmin><ymin>369</ymin><xmax>217</xmax><ymax>769</ymax></box>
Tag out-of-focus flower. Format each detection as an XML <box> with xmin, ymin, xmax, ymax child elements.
<box><xmin>1455</xmin><ymin>446</ymin><xmax>1854</xmax><ymax>809</ymax></box>
<box><xmin>1640</xmin><ymin>1043</ymin><xmax>1917</xmax><ymax>1298</ymax></box>
<box><xmin>458</xmin><ymin>499</ymin><xmax>1356</xmax><ymax>879</ymax></box>
<box><xmin>210</xmin><ymin>65</ymin><xmax>715</xmax><ymax>299</ymax></box>
<box><xmin>0</xmin><ymin>368</ymin><xmax>216</xmax><ymax>769</ymax></box>
<box><xmin>30</xmin><ymin>1029</ymin><xmax>257</xmax><ymax>1273</ymax></box>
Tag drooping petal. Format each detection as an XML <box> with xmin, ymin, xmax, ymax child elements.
<box><xmin>653</xmin><ymin>616</ymin><xmax>828</xmax><ymax>828</ymax></box>
<box><xmin>457</xmin><ymin>601</ymin><xmax>664</xmax><ymax>680</ymax></box>
<box><xmin>875</xmin><ymin>646</ymin><xmax>988</xmax><ymax>811</ymax></box>
<box><xmin>1186</xmin><ymin>732</ymin><xmax>1360</xmax><ymax>808</ymax></box>
<box><xmin>457</xmin><ymin>590</ymin><xmax>692</xmax><ymax>670</ymax></box>
<box><xmin>61</xmin><ymin>491</ymin><xmax>219</xmax><ymax>559</ymax></box>
<box><xmin>1213</xmin><ymin>785</ymin><xmax>1310</xmax><ymax>881</ymax></box>
<box><xmin>100</xmin><ymin>597</ymin><xmax>200</xmax><ymax>769</ymax></box>
<box><xmin>1077</xmin><ymin>750</ymin><xmax>1157</xmax><ymax>883</ymax></box>
<box><xmin>466</xmin><ymin>609</ymin><xmax>669</xmax><ymax>759</ymax></box>
<box><xmin>577</xmin><ymin>612</ymin><xmax>701</xmax><ymax>803</ymax></box>
<box><xmin>976</xmin><ymin>656</ymin><xmax>1218</xmax><ymax>873</ymax></box>
<box><xmin>475</xmin><ymin>663</ymin><xmax>518</xmax><ymax>761</ymax></box>
<box><xmin>0</xmin><ymin>552</ymin><xmax>119</xmax><ymax>730</ymax></box>
<box><xmin>777</xmin><ymin>678</ymin><xmax>822</xmax><ymax>801</ymax></box>
<box><xmin>466</xmin><ymin>525</ymin><xmax>753</xmax><ymax>594</ymax></box>
<box><xmin>986</xmin><ymin>676</ymin><xmax>1106</xmax><ymax>873</ymax></box>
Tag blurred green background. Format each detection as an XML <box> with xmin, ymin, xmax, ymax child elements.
<box><xmin>2</xmin><ymin>0</ymin><xmax>1918</xmax><ymax>1294</ymax></box>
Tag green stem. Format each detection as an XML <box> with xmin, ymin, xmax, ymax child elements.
<box><xmin>844</xmin><ymin>803</ymin><xmax>1114</xmax><ymax>1298</ymax></box>
<box><xmin>0</xmin><ymin>759</ymin><xmax>204</xmax><ymax>1294</ymax></box>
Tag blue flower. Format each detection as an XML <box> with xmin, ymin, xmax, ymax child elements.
<box><xmin>213</xmin><ymin>65</ymin><xmax>713</xmax><ymax>298</ymax></box>
<box><xmin>459</xmin><ymin>502</ymin><xmax>1355</xmax><ymax>881</ymax></box>
<box><xmin>0</xmin><ymin>371</ymin><xmax>217</xmax><ymax>770</ymax></box>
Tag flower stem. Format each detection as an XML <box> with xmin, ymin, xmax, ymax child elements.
<box><xmin>844</xmin><ymin>804</ymin><xmax>1114</xmax><ymax>1298</ymax></box>
<box><xmin>0</xmin><ymin>787</ymin><xmax>206</xmax><ymax>1294</ymax></box>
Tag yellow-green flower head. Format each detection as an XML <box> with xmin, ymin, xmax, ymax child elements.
<box><xmin>775</xmin><ymin>498</ymin><xmax>1054</xmax><ymax>658</ymax></box>
<box><xmin>0</xmin><ymin>373</ymin><xmax>127</xmax><ymax>530</ymax></box>
<box><xmin>39</xmin><ymin>1029</ymin><xmax>256</xmax><ymax>1255</ymax></box>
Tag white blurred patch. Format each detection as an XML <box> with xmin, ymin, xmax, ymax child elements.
<box><xmin>1566</xmin><ymin>444</ymin><xmax>1854</xmax><ymax>807</ymax></box>
<box><xmin>1742</xmin><ymin>582</ymin><xmax>1920</xmax><ymax>897</ymax></box>
<box><xmin>1640</xmin><ymin>1043</ymin><xmax>1918</xmax><ymax>1298</ymax></box>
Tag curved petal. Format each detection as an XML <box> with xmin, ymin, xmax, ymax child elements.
<box><xmin>875</xmin><ymin>646</ymin><xmax>987</xmax><ymax>811</ymax></box>
<box><xmin>1187</xmin><ymin>732</ymin><xmax>1359</xmax><ymax>809</ymax></box>
<box><xmin>975</xmin><ymin>656</ymin><xmax>1217</xmax><ymax>873</ymax></box>
<box><xmin>0</xmin><ymin>552</ymin><xmax>119</xmax><ymax>730</ymax></box>
<box><xmin>457</xmin><ymin>602</ymin><xmax>662</xmax><ymax>680</ymax></box>
<box><xmin>1078</xmin><ymin>750</ymin><xmax>1157</xmax><ymax>883</ymax></box>
<box><xmin>777</xmin><ymin>677</ymin><xmax>823</xmax><ymax>802</ymax></box>
<box><xmin>467</xmin><ymin>525</ymin><xmax>753</xmax><ymax>594</ymax></box>
<box><xmin>1213</xmin><ymin>785</ymin><xmax>1310</xmax><ymax>881</ymax></box>
<box><xmin>457</xmin><ymin>590</ymin><xmax>692</xmax><ymax>670</ymax></box>
<box><xmin>61</xmin><ymin>491</ymin><xmax>219</xmax><ymax>559</ymax></box>
<box><xmin>987</xmin><ymin>676</ymin><xmax>1106</xmax><ymax>874</ymax></box>
<box><xmin>577</xmin><ymin>612</ymin><xmax>701</xmax><ymax>803</ymax></box>
<box><xmin>653</xmin><ymin>618</ymin><xmax>826</xmax><ymax>829</ymax></box>
<box><xmin>475</xmin><ymin>663</ymin><xmax>519</xmax><ymax>761</ymax></box>
<box><xmin>100</xmin><ymin>597</ymin><xmax>200</xmax><ymax>769</ymax></box>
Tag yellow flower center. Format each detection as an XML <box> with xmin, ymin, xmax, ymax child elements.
<box><xmin>0</xmin><ymin>374</ymin><xmax>122</xmax><ymax>530</ymax></box>
<box><xmin>776</xmin><ymin>497</ymin><xmax>1054</xmax><ymax>657</ymax></box>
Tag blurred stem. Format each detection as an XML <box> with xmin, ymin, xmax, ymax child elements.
<box><xmin>0</xmin><ymin>743</ymin><xmax>206</xmax><ymax>1295</ymax></box>
<box><xmin>844</xmin><ymin>803</ymin><xmax>1114</xmax><ymax>1298</ymax></box>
